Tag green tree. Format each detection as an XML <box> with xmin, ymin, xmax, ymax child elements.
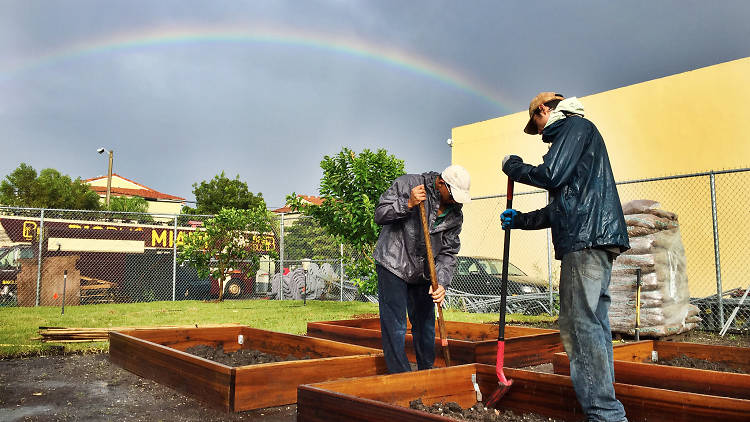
<box><xmin>106</xmin><ymin>196</ymin><xmax>154</xmax><ymax>222</ymax></box>
<box><xmin>0</xmin><ymin>163</ymin><xmax>100</xmax><ymax>210</ymax></box>
<box><xmin>179</xmin><ymin>207</ymin><xmax>276</xmax><ymax>301</ymax></box>
<box><xmin>287</xmin><ymin>147</ymin><xmax>405</xmax><ymax>294</ymax></box>
<box><xmin>108</xmin><ymin>196</ymin><xmax>149</xmax><ymax>213</ymax></box>
<box><xmin>183</xmin><ymin>172</ymin><xmax>265</xmax><ymax>215</ymax></box>
<box><xmin>283</xmin><ymin>217</ymin><xmax>339</xmax><ymax>261</ymax></box>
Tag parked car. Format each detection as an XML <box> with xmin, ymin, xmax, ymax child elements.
<box><xmin>450</xmin><ymin>255</ymin><xmax>550</xmax><ymax>296</ymax></box>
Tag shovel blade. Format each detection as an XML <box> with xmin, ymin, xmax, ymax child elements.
<box><xmin>485</xmin><ymin>379</ymin><xmax>514</xmax><ymax>408</ymax></box>
<box><xmin>485</xmin><ymin>339</ymin><xmax>513</xmax><ymax>408</ymax></box>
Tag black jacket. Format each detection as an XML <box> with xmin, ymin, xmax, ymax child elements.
<box><xmin>373</xmin><ymin>172</ymin><xmax>463</xmax><ymax>285</ymax></box>
<box><xmin>502</xmin><ymin>115</ymin><xmax>629</xmax><ymax>260</ymax></box>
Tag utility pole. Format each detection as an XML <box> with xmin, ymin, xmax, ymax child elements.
<box><xmin>106</xmin><ymin>150</ymin><xmax>113</xmax><ymax>208</ymax></box>
<box><xmin>97</xmin><ymin>148</ymin><xmax>114</xmax><ymax>208</ymax></box>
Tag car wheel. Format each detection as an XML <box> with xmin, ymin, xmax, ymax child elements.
<box><xmin>225</xmin><ymin>279</ymin><xmax>244</xmax><ymax>298</ymax></box>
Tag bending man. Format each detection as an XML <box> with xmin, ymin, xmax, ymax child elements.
<box><xmin>373</xmin><ymin>164</ymin><xmax>470</xmax><ymax>373</ymax></box>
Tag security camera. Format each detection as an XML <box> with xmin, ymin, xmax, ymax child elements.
<box><xmin>446</xmin><ymin>139</ymin><xmax>453</xmax><ymax>146</ymax></box>
<box><xmin>97</xmin><ymin>148</ymin><xmax>105</xmax><ymax>154</ymax></box>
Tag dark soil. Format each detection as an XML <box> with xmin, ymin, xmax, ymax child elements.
<box><xmin>658</xmin><ymin>354</ymin><xmax>746</xmax><ymax>373</ymax></box>
<box><xmin>185</xmin><ymin>344</ymin><xmax>307</xmax><ymax>366</ymax></box>
<box><xmin>409</xmin><ymin>399</ymin><xmax>563</xmax><ymax>422</ymax></box>
<box><xmin>663</xmin><ymin>329</ymin><xmax>750</xmax><ymax>348</ymax></box>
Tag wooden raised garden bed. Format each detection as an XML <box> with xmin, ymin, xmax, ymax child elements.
<box><xmin>306</xmin><ymin>317</ymin><xmax>562</xmax><ymax>367</ymax></box>
<box><xmin>552</xmin><ymin>340</ymin><xmax>750</xmax><ymax>399</ymax></box>
<box><xmin>297</xmin><ymin>363</ymin><xmax>750</xmax><ymax>421</ymax></box>
<box><xmin>109</xmin><ymin>325</ymin><xmax>387</xmax><ymax>412</ymax></box>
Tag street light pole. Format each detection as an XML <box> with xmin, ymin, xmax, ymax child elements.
<box><xmin>106</xmin><ymin>150</ymin><xmax>113</xmax><ymax>208</ymax></box>
<box><xmin>97</xmin><ymin>148</ymin><xmax>114</xmax><ymax>208</ymax></box>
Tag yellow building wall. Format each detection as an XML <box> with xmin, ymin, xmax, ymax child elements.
<box><xmin>452</xmin><ymin>57</ymin><xmax>750</xmax><ymax>297</ymax></box>
<box><xmin>145</xmin><ymin>200</ymin><xmax>184</xmax><ymax>217</ymax></box>
<box><xmin>87</xmin><ymin>175</ymin><xmax>144</xmax><ymax>190</ymax></box>
<box><xmin>86</xmin><ymin>175</ymin><xmax>184</xmax><ymax>216</ymax></box>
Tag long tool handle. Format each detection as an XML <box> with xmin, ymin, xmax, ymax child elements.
<box><xmin>498</xmin><ymin>178</ymin><xmax>514</xmax><ymax>341</ymax></box>
<box><xmin>635</xmin><ymin>268</ymin><xmax>642</xmax><ymax>341</ymax></box>
<box><xmin>419</xmin><ymin>201</ymin><xmax>451</xmax><ymax>367</ymax></box>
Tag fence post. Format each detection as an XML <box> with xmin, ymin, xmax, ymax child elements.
<box><xmin>35</xmin><ymin>208</ymin><xmax>45</xmax><ymax>307</ymax></box>
<box><xmin>279</xmin><ymin>213</ymin><xmax>285</xmax><ymax>301</ymax></box>
<box><xmin>340</xmin><ymin>243</ymin><xmax>344</xmax><ymax>302</ymax></box>
<box><xmin>709</xmin><ymin>172</ymin><xmax>724</xmax><ymax>328</ymax></box>
<box><xmin>172</xmin><ymin>214</ymin><xmax>178</xmax><ymax>301</ymax></box>
<box><xmin>546</xmin><ymin>191</ymin><xmax>554</xmax><ymax>315</ymax></box>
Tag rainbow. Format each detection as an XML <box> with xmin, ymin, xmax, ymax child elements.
<box><xmin>1</xmin><ymin>24</ymin><xmax>512</xmax><ymax>113</ymax></box>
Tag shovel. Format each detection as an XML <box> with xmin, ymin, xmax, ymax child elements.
<box><xmin>486</xmin><ymin>177</ymin><xmax>515</xmax><ymax>407</ymax></box>
<box><xmin>418</xmin><ymin>202</ymin><xmax>451</xmax><ymax>367</ymax></box>
<box><xmin>635</xmin><ymin>268</ymin><xmax>642</xmax><ymax>341</ymax></box>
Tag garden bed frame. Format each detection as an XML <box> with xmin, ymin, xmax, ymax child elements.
<box><xmin>552</xmin><ymin>340</ymin><xmax>750</xmax><ymax>399</ymax></box>
<box><xmin>297</xmin><ymin>363</ymin><xmax>750</xmax><ymax>421</ymax></box>
<box><xmin>307</xmin><ymin>317</ymin><xmax>562</xmax><ymax>367</ymax></box>
<box><xmin>109</xmin><ymin>325</ymin><xmax>387</xmax><ymax>412</ymax></box>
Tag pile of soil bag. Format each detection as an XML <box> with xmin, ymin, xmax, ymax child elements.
<box><xmin>609</xmin><ymin>199</ymin><xmax>701</xmax><ymax>337</ymax></box>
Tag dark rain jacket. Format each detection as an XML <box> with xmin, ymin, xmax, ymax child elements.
<box><xmin>502</xmin><ymin>115</ymin><xmax>629</xmax><ymax>260</ymax></box>
<box><xmin>373</xmin><ymin>172</ymin><xmax>462</xmax><ymax>286</ymax></box>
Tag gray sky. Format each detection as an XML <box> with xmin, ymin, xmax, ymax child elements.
<box><xmin>2</xmin><ymin>1</ymin><xmax>749</xmax><ymax>209</ymax></box>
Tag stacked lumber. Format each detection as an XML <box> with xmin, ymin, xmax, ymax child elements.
<box><xmin>38</xmin><ymin>323</ymin><xmax>242</xmax><ymax>343</ymax></box>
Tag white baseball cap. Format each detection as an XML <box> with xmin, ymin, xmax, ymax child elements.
<box><xmin>441</xmin><ymin>164</ymin><xmax>471</xmax><ymax>204</ymax></box>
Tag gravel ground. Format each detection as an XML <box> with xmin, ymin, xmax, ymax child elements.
<box><xmin>0</xmin><ymin>353</ymin><xmax>296</xmax><ymax>422</ymax></box>
<box><xmin>1</xmin><ymin>328</ymin><xmax>748</xmax><ymax>421</ymax></box>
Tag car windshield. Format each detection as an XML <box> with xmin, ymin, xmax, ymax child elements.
<box><xmin>470</xmin><ymin>258</ymin><xmax>525</xmax><ymax>276</ymax></box>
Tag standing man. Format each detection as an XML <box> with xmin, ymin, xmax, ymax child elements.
<box><xmin>373</xmin><ymin>164</ymin><xmax>471</xmax><ymax>373</ymax></box>
<box><xmin>501</xmin><ymin>93</ymin><xmax>629</xmax><ymax>422</ymax></box>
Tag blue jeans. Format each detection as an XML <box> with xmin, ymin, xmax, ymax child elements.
<box><xmin>559</xmin><ymin>249</ymin><xmax>627</xmax><ymax>422</ymax></box>
<box><xmin>376</xmin><ymin>264</ymin><xmax>435</xmax><ymax>373</ymax></box>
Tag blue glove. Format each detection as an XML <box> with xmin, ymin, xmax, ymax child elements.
<box><xmin>501</xmin><ymin>209</ymin><xmax>518</xmax><ymax>229</ymax></box>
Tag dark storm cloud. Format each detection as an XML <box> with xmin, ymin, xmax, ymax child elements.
<box><xmin>1</xmin><ymin>1</ymin><xmax>749</xmax><ymax>208</ymax></box>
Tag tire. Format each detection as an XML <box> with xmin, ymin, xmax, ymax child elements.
<box><xmin>224</xmin><ymin>279</ymin><xmax>244</xmax><ymax>299</ymax></box>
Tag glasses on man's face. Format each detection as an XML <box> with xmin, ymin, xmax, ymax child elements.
<box><xmin>445</xmin><ymin>183</ymin><xmax>454</xmax><ymax>199</ymax></box>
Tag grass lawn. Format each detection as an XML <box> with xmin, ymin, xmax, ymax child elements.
<box><xmin>0</xmin><ymin>299</ymin><xmax>555</xmax><ymax>358</ymax></box>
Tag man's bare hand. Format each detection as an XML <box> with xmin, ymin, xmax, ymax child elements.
<box><xmin>408</xmin><ymin>184</ymin><xmax>427</xmax><ymax>208</ymax></box>
<box><xmin>429</xmin><ymin>284</ymin><xmax>445</xmax><ymax>305</ymax></box>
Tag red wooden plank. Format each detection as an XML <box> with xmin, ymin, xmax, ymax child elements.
<box><xmin>109</xmin><ymin>331</ymin><xmax>233</xmax><ymax>412</ymax></box>
<box><xmin>612</xmin><ymin>340</ymin><xmax>655</xmax><ymax>362</ymax></box>
<box><xmin>233</xmin><ymin>354</ymin><xmax>387</xmax><ymax>411</ymax></box>
<box><xmin>474</xmin><ymin>333</ymin><xmax>564</xmax><ymax>367</ymax></box>
<box><xmin>306</xmin><ymin>322</ymin><xmax>384</xmax><ymax>349</ymax></box>
<box><xmin>298</xmin><ymin>363</ymin><xmax>750</xmax><ymax>422</ymax></box>
<box><xmin>298</xmin><ymin>365</ymin><xmax>583</xmax><ymax>422</ymax></box>
<box><xmin>119</xmin><ymin>326</ymin><xmax>243</xmax><ymax>351</ymax></box>
<box><xmin>553</xmin><ymin>351</ymin><xmax>750</xmax><ymax>399</ymax></box>
<box><xmin>309</xmin><ymin>318</ymin><xmax>558</xmax><ymax>340</ymax></box>
<box><xmin>110</xmin><ymin>326</ymin><xmax>389</xmax><ymax>412</ymax></box>
<box><xmin>298</xmin><ymin>386</ymin><xmax>456</xmax><ymax>422</ymax></box>
<box><xmin>655</xmin><ymin>341</ymin><xmax>750</xmax><ymax>371</ymax></box>
<box><xmin>307</xmin><ymin>319</ymin><xmax>562</xmax><ymax>367</ymax></box>
<box><xmin>240</xmin><ymin>326</ymin><xmax>381</xmax><ymax>358</ymax></box>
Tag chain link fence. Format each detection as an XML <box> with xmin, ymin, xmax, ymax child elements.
<box><xmin>0</xmin><ymin>207</ymin><xmax>371</xmax><ymax>308</ymax></box>
<box><xmin>267</xmin><ymin>214</ymin><xmax>375</xmax><ymax>303</ymax></box>
<box><xmin>0</xmin><ymin>207</ymin><xmax>218</xmax><ymax>306</ymax></box>
<box><xmin>1</xmin><ymin>168</ymin><xmax>748</xmax><ymax>333</ymax></box>
<box><xmin>459</xmin><ymin>168</ymin><xmax>750</xmax><ymax>332</ymax></box>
